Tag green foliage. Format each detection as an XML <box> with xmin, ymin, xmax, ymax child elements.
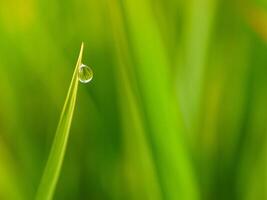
<box><xmin>0</xmin><ymin>0</ymin><xmax>266</xmax><ymax>200</ymax></box>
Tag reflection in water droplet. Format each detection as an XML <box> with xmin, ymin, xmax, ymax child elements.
<box><xmin>78</xmin><ymin>64</ymin><xmax>93</xmax><ymax>83</ymax></box>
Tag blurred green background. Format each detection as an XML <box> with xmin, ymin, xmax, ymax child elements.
<box><xmin>0</xmin><ymin>0</ymin><xmax>266</xmax><ymax>199</ymax></box>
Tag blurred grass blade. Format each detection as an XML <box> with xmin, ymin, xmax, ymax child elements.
<box><xmin>35</xmin><ymin>43</ymin><xmax>84</xmax><ymax>200</ymax></box>
<box><xmin>123</xmin><ymin>1</ymin><xmax>199</xmax><ymax>199</ymax></box>
<box><xmin>107</xmin><ymin>1</ymin><xmax>162</xmax><ymax>199</ymax></box>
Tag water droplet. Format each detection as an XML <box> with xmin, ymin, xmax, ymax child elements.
<box><xmin>78</xmin><ymin>64</ymin><xmax>93</xmax><ymax>83</ymax></box>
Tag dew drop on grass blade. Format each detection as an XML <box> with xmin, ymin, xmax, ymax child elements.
<box><xmin>36</xmin><ymin>43</ymin><xmax>92</xmax><ymax>200</ymax></box>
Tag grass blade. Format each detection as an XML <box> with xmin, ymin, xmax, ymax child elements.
<box><xmin>122</xmin><ymin>1</ymin><xmax>199</xmax><ymax>199</ymax></box>
<box><xmin>35</xmin><ymin>43</ymin><xmax>84</xmax><ymax>200</ymax></box>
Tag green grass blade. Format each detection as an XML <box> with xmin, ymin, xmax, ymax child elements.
<box><xmin>122</xmin><ymin>1</ymin><xmax>199</xmax><ymax>199</ymax></box>
<box><xmin>35</xmin><ymin>43</ymin><xmax>84</xmax><ymax>200</ymax></box>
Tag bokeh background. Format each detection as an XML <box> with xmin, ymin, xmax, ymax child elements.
<box><xmin>0</xmin><ymin>0</ymin><xmax>266</xmax><ymax>199</ymax></box>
